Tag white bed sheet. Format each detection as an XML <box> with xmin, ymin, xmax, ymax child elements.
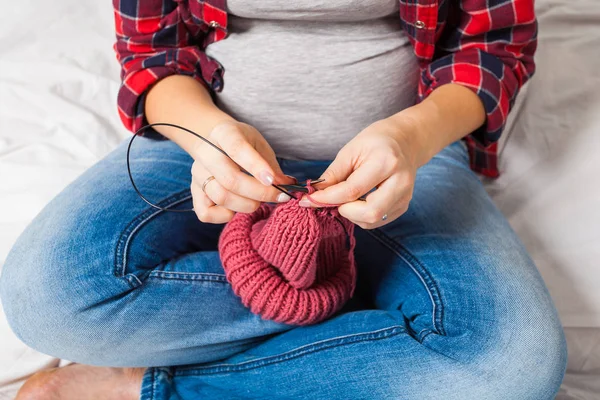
<box><xmin>0</xmin><ymin>1</ymin><xmax>127</xmax><ymax>397</ymax></box>
<box><xmin>0</xmin><ymin>0</ymin><xmax>599</xmax><ymax>398</ymax></box>
<box><xmin>487</xmin><ymin>0</ymin><xmax>600</xmax><ymax>329</ymax></box>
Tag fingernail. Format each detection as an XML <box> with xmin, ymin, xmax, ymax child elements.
<box><xmin>299</xmin><ymin>198</ymin><xmax>311</xmax><ymax>207</ymax></box>
<box><xmin>277</xmin><ymin>193</ymin><xmax>291</xmax><ymax>203</ymax></box>
<box><xmin>259</xmin><ymin>171</ymin><xmax>274</xmax><ymax>186</ymax></box>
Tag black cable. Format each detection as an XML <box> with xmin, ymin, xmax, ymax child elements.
<box><xmin>126</xmin><ymin>123</ymin><xmax>295</xmax><ymax>213</ymax></box>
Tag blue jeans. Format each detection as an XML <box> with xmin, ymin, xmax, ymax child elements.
<box><xmin>0</xmin><ymin>137</ymin><xmax>567</xmax><ymax>399</ymax></box>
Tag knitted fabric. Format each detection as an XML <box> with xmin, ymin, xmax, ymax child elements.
<box><xmin>218</xmin><ymin>187</ymin><xmax>357</xmax><ymax>325</ymax></box>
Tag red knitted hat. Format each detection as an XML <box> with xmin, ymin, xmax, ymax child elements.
<box><xmin>218</xmin><ymin>198</ymin><xmax>357</xmax><ymax>325</ymax></box>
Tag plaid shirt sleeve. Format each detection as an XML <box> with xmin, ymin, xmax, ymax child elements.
<box><xmin>112</xmin><ymin>0</ymin><xmax>221</xmax><ymax>134</ymax></box>
<box><xmin>419</xmin><ymin>0</ymin><xmax>537</xmax><ymax>177</ymax></box>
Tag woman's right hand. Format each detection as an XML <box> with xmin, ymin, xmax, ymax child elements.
<box><xmin>190</xmin><ymin>120</ymin><xmax>294</xmax><ymax>224</ymax></box>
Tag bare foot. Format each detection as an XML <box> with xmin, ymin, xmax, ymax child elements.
<box><xmin>16</xmin><ymin>364</ymin><xmax>146</xmax><ymax>400</ymax></box>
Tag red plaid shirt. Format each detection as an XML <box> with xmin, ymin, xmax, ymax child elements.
<box><xmin>113</xmin><ymin>0</ymin><xmax>537</xmax><ymax>177</ymax></box>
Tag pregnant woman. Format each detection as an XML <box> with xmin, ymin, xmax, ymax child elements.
<box><xmin>1</xmin><ymin>0</ymin><xmax>567</xmax><ymax>399</ymax></box>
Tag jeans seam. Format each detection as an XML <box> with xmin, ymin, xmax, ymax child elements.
<box><xmin>175</xmin><ymin>325</ymin><xmax>406</xmax><ymax>376</ymax></box>
<box><xmin>151</xmin><ymin>368</ymin><xmax>156</xmax><ymax>400</ymax></box>
<box><xmin>416</xmin><ymin>328</ymin><xmax>435</xmax><ymax>342</ymax></box>
<box><xmin>419</xmin><ymin>330</ymin><xmax>437</xmax><ymax>342</ymax></box>
<box><xmin>364</xmin><ymin>228</ymin><xmax>446</xmax><ymax>336</ymax></box>
<box><xmin>148</xmin><ymin>271</ymin><xmax>228</xmax><ymax>282</ymax></box>
<box><xmin>113</xmin><ymin>189</ymin><xmax>193</xmax><ymax>288</ymax></box>
<box><xmin>139</xmin><ymin>367</ymin><xmax>155</xmax><ymax>400</ymax></box>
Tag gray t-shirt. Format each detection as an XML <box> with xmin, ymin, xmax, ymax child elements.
<box><xmin>205</xmin><ymin>0</ymin><xmax>419</xmax><ymax>160</ymax></box>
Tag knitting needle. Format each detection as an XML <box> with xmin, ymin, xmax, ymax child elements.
<box><xmin>281</xmin><ymin>179</ymin><xmax>372</xmax><ymax>201</ymax></box>
<box><xmin>277</xmin><ymin>179</ymin><xmax>325</xmax><ymax>193</ymax></box>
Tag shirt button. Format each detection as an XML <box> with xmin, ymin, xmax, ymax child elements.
<box><xmin>415</xmin><ymin>20</ymin><xmax>426</xmax><ymax>29</ymax></box>
<box><xmin>208</xmin><ymin>20</ymin><xmax>222</xmax><ymax>29</ymax></box>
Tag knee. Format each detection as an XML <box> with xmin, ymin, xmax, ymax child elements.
<box><xmin>1</xmin><ymin>255</ymin><xmax>123</xmax><ymax>366</ymax></box>
<box><xmin>423</xmin><ymin>299</ymin><xmax>567</xmax><ymax>399</ymax></box>
<box><xmin>477</xmin><ymin>313</ymin><xmax>567</xmax><ymax>399</ymax></box>
<box><xmin>514</xmin><ymin>319</ymin><xmax>567</xmax><ymax>398</ymax></box>
<box><xmin>1</xmin><ymin>227</ymin><xmax>80</xmax><ymax>360</ymax></box>
<box><xmin>0</xmin><ymin>218</ymin><xmax>121</xmax><ymax>365</ymax></box>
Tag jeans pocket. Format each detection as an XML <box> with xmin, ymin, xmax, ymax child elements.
<box><xmin>114</xmin><ymin>189</ymin><xmax>194</xmax><ymax>288</ymax></box>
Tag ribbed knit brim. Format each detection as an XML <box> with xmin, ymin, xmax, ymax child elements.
<box><xmin>218</xmin><ymin>200</ymin><xmax>356</xmax><ymax>325</ymax></box>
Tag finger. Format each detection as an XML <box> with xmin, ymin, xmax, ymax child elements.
<box><xmin>191</xmin><ymin>162</ymin><xmax>263</xmax><ymax>213</ymax></box>
<box><xmin>196</xmin><ymin>178</ymin><xmax>261</xmax><ymax>214</ymax></box>
<box><xmin>192</xmin><ymin>158</ymin><xmax>291</xmax><ymax>204</ymax></box>
<box><xmin>304</xmin><ymin>160</ymin><xmax>389</xmax><ymax>206</ymax></box>
<box><xmin>254</xmin><ymin>139</ymin><xmax>290</xmax><ymax>184</ymax></box>
<box><xmin>344</xmin><ymin>207</ymin><xmax>402</xmax><ymax>230</ymax></box>
<box><xmin>310</xmin><ymin>150</ymin><xmax>353</xmax><ymax>191</ymax></box>
<box><xmin>338</xmin><ymin>173</ymin><xmax>412</xmax><ymax>227</ymax></box>
<box><xmin>191</xmin><ymin>184</ymin><xmax>234</xmax><ymax>224</ymax></box>
<box><xmin>209</xmin><ymin>123</ymin><xmax>284</xmax><ymax>186</ymax></box>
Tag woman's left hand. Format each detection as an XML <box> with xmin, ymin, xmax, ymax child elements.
<box><xmin>300</xmin><ymin>117</ymin><xmax>420</xmax><ymax>229</ymax></box>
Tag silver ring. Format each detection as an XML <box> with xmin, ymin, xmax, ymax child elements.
<box><xmin>201</xmin><ymin>176</ymin><xmax>216</xmax><ymax>194</ymax></box>
<box><xmin>381</xmin><ymin>214</ymin><xmax>388</xmax><ymax>221</ymax></box>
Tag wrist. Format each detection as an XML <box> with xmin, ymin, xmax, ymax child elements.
<box><xmin>385</xmin><ymin>103</ymin><xmax>437</xmax><ymax>168</ymax></box>
<box><xmin>199</xmin><ymin>109</ymin><xmax>238</xmax><ymax>135</ymax></box>
<box><xmin>384</xmin><ymin>84</ymin><xmax>486</xmax><ymax>169</ymax></box>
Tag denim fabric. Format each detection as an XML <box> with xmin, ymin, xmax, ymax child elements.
<box><xmin>0</xmin><ymin>137</ymin><xmax>567</xmax><ymax>399</ymax></box>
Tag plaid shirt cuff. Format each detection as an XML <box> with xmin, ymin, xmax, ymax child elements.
<box><xmin>418</xmin><ymin>48</ymin><xmax>526</xmax><ymax>177</ymax></box>
<box><xmin>116</xmin><ymin>49</ymin><xmax>223</xmax><ymax>136</ymax></box>
<box><xmin>420</xmin><ymin>48</ymin><xmax>519</xmax><ymax>145</ymax></box>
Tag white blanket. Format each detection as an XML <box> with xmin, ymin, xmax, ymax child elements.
<box><xmin>488</xmin><ymin>0</ymin><xmax>600</xmax><ymax>328</ymax></box>
<box><xmin>1</xmin><ymin>0</ymin><xmax>599</xmax><ymax>398</ymax></box>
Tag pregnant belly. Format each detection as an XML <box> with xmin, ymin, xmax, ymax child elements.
<box><xmin>205</xmin><ymin>17</ymin><xmax>419</xmax><ymax>160</ymax></box>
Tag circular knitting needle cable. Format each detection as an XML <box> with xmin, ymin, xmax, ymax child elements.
<box><xmin>126</xmin><ymin>123</ymin><xmax>296</xmax><ymax>213</ymax></box>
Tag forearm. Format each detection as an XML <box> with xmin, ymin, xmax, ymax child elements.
<box><xmin>145</xmin><ymin>75</ymin><xmax>236</xmax><ymax>157</ymax></box>
<box><xmin>387</xmin><ymin>83</ymin><xmax>486</xmax><ymax>168</ymax></box>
